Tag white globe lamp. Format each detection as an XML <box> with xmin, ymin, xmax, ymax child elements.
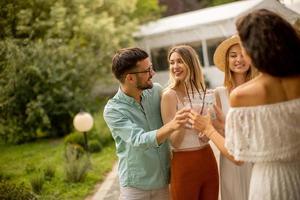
<box><xmin>73</xmin><ymin>112</ymin><xmax>94</xmax><ymax>151</ymax></box>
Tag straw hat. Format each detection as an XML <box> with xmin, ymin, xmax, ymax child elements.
<box><xmin>213</xmin><ymin>35</ymin><xmax>240</xmax><ymax>72</ymax></box>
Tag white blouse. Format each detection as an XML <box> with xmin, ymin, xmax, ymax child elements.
<box><xmin>225</xmin><ymin>97</ymin><xmax>300</xmax><ymax>162</ymax></box>
<box><xmin>224</xmin><ymin>98</ymin><xmax>300</xmax><ymax>200</ymax></box>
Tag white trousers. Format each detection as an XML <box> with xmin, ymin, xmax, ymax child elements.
<box><xmin>119</xmin><ymin>186</ymin><xmax>169</xmax><ymax>200</ymax></box>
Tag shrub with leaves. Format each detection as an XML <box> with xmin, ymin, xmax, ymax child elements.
<box><xmin>24</xmin><ymin>163</ymin><xmax>37</xmax><ymax>175</ymax></box>
<box><xmin>30</xmin><ymin>173</ymin><xmax>45</xmax><ymax>194</ymax></box>
<box><xmin>64</xmin><ymin>112</ymin><xmax>113</xmax><ymax>150</ymax></box>
<box><xmin>43</xmin><ymin>165</ymin><xmax>55</xmax><ymax>181</ymax></box>
<box><xmin>89</xmin><ymin>111</ymin><xmax>114</xmax><ymax>146</ymax></box>
<box><xmin>64</xmin><ymin>144</ymin><xmax>91</xmax><ymax>182</ymax></box>
<box><xmin>64</xmin><ymin>132</ymin><xmax>85</xmax><ymax>147</ymax></box>
<box><xmin>0</xmin><ymin>170</ymin><xmax>11</xmax><ymax>181</ymax></box>
<box><xmin>0</xmin><ymin>39</ymin><xmax>93</xmax><ymax>143</ymax></box>
<box><xmin>88</xmin><ymin>139</ymin><xmax>103</xmax><ymax>153</ymax></box>
<box><xmin>0</xmin><ymin>180</ymin><xmax>37</xmax><ymax>200</ymax></box>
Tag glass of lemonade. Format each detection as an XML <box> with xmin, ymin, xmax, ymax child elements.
<box><xmin>183</xmin><ymin>90</ymin><xmax>216</xmax><ymax>119</ymax></box>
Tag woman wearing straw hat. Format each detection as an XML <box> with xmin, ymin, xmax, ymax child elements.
<box><xmin>213</xmin><ymin>35</ymin><xmax>256</xmax><ymax>200</ymax></box>
<box><xmin>189</xmin><ymin>9</ymin><xmax>300</xmax><ymax>200</ymax></box>
<box><xmin>161</xmin><ymin>45</ymin><xmax>219</xmax><ymax>200</ymax></box>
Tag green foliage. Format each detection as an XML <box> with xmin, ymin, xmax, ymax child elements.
<box><xmin>64</xmin><ymin>107</ymin><xmax>114</xmax><ymax>151</ymax></box>
<box><xmin>64</xmin><ymin>144</ymin><xmax>91</xmax><ymax>182</ymax></box>
<box><xmin>0</xmin><ymin>139</ymin><xmax>117</xmax><ymax>199</ymax></box>
<box><xmin>0</xmin><ymin>39</ymin><xmax>90</xmax><ymax>143</ymax></box>
<box><xmin>30</xmin><ymin>173</ymin><xmax>45</xmax><ymax>194</ymax></box>
<box><xmin>132</xmin><ymin>0</ymin><xmax>164</xmax><ymax>23</ymax></box>
<box><xmin>0</xmin><ymin>180</ymin><xmax>37</xmax><ymax>200</ymax></box>
<box><xmin>43</xmin><ymin>165</ymin><xmax>55</xmax><ymax>181</ymax></box>
<box><xmin>25</xmin><ymin>163</ymin><xmax>37</xmax><ymax>174</ymax></box>
<box><xmin>209</xmin><ymin>0</ymin><xmax>239</xmax><ymax>6</ymax></box>
<box><xmin>0</xmin><ymin>0</ymin><xmax>162</xmax><ymax>144</ymax></box>
<box><xmin>88</xmin><ymin>139</ymin><xmax>103</xmax><ymax>153</ymax></box>
<box><xmin>0</xmin><ymin>170</ymin><xmax>11</xmax><ymax>181</ymax></box>
<box><xmin>89</xmin><ymin>109</ymin><xmax>114</xmax><ymax>146</ymax></box>
<box><xmin>64</xmin><ymin>132</ymin><xmax>85</xmax><ymax>147</ymax></box>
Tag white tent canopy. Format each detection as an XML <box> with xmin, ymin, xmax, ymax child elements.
<box><xmin>136</xmin><ymin>0</ymin><xmax>299</xmax><ymax>50</ymax></box>
<box><xmin>135</xmin><ymin>0</ymin><xmax>300</xmax><ymax>88</ymax></box>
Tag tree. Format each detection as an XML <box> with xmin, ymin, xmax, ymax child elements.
<box><xmin>209</xmin><ymin>0</ymin><xmax>239</xmax><ymax>6</ymax></box>
<box><xmin>0</xmin><ymin>0</ymin><xmax>162</xmax><ymax>143</ymax></box>
<box><xmin>158</xmin><ymin>0</ymin><xmax>240</xmax><ymax>17</ymax></box>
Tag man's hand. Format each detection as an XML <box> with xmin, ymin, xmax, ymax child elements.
<box><xmin>168</xmin><ymin>108</ymin><xmax>190</xmax><ymax>132</ymax></box>
<box><xmin>156</xmin><ymin>107</ymin><xmax>190</xmax><ymax>144</ymax></box>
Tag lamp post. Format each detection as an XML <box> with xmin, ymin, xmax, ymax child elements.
<box><xmin>73</xmin><ymin>112</ymin><xmax>94</xmax><ymax>152</ymax></box>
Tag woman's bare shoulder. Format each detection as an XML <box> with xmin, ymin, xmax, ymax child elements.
<box><xmin>161</xmin><ymin>89</ymin><xmax>178</xmax><ymax>104</ymax></box>
<box><xmin>230</xmin><ymin>74</ymin><xmax>300</xmax><ymax>107</ymax></box>
<box><xmin>230</xmin><ymin>81</ymin><xmax>266</xmax><ymax>107</ymax></box>
<box><xmin>162</xmin><ymin>88</ymin><xmax>177</xmax><ymax>98</ymax></box>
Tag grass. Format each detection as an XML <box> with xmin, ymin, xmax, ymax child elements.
<box><xmin>0</xmin><ymin>138</ymin><xmax>117</xmax><ymax>199</ymax></box>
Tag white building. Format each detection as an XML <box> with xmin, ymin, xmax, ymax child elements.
<box><xmin>135</xmin><ymin>0</ymin><xmax>300</xmax><ymax>88</ymax></box>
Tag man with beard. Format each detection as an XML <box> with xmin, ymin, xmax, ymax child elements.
<box><xmin>103</xmin><ymin>47</ymin><xmax>189</xmax><ymax>200</ymax></box>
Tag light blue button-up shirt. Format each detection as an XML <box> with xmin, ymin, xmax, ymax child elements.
<box><xmin>103</xmin><ymin>83</ymin><xmax>170</xmax><ymax>190</ymax></box>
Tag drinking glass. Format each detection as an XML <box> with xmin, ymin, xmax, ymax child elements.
<box><xmin>183</xmin><ymin>90</ymin><xmax>216</xmax><ymax>119</ymax></box>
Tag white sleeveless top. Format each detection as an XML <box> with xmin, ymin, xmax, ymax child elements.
<box><xmin>171</xmin><ymin>90</ymin><xmax>209</xmax><ymax>151</ymax></box>
<box><xmin>224</xmin><ymin>98</ymin><xmax>300</xmax><ymax>200</ymax></box>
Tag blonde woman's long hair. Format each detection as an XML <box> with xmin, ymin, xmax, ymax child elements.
<box><xmin>166</xmin><ymin>45</ymin><xmax>205</xmax><ymax>95</ymax></box>
<box><xmin>224</xmin><ymin>45</ymin><xmax>258</xmax><ymax>91</ymax></box>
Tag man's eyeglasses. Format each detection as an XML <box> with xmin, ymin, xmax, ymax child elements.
<box><xmin>128</xmin><ymin>66</ymin><xmax>154</xmax><ymax>75</ymax></box>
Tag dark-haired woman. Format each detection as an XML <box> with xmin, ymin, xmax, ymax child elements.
<box><xmin>189</xmin><ymin>9</ymin><xmax>300</xmax><ymax>200</ymax></box>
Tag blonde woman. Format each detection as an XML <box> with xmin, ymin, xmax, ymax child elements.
<box><xmin>213</xmin><ymin>35</ymin><xmax>256</xmax><ymax>200</ymax></box>
<box><xmin>161</xmin><ymin>45</ymin><xmax>219</xmax><ymax>200</ymax></box>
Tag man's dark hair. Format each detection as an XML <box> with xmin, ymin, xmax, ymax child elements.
<box><xmin>236</xmin><ymin>9</ymin><xmax>300</xmax><ymax>77</ymax></box>
<box><xmin>112</xmin><ymin>47</ymin><xmax>148</xmax><ymax>82</ymax></box>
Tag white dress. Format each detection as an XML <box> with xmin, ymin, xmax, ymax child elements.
<box><xmin>225</xmin><ymin>98</ymin><xmax>300</xmax><ymax>200</ymax></box>
<box><xmin>215</xmin><ymin>87</ymin><xmax>253</xmax><ymax>200</ymax></box>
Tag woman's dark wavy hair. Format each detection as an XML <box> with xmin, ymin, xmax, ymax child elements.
<box><xmin>236</xmin><ymin>9</ymin><xmax>300</xmax><ymax>77</ymax></box>
<box><xmin>112</xmin><ymin>47</ymin><xmax>148</xmax><ymax>82</ymax></box>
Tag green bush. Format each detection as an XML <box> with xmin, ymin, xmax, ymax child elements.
<box><xmin>64</xmin><ymin>112</ymin><xmax>113</xmax><ymax>150</ymax></box>
<box><xmin>64</xmin><ymin>132</ymin><xmax>85</xmax><ymax>147</ymax></box>
<box><xmin>0</xmin><ymin>171</ymin><xmax>11</xmax><ymax>181</ymax></box>
<box><xmin>64</xmin><ymin>144</ymin><xmax>91</xmax><ymax>182</ymax></box>
<box><xmin>90</xmin><ymin>111</ymin><xmax>113</xmax><ymax>146</ymax></box>
<box><xmin>0</xmin><ymin>180</ymin><xmax>37</xmax><ymax>200</ymax></box>
<box><xmin>0</xmin><ymin>118</ymin><xmax>34</xmax><ymax>144</ymax></box>
<box><xmin>67</xmin><ymin>144</ymin><xmax>85</xmax><ymax>159</ymax></box>
<box><xmin>88</xmin><ymin>139</ymin><xmax>103</xmax><ymax>153</ymax></box>
<box><xmin>43</xmin><ymin>165</ymin><xmax>55</xmax><ymax>181</ymax></box>
<box><xmin>0</xmin><ymin>39</ymin><xmax>97</xmax><ymax>144</ymax></box>
<box><xmin>25</xmin><ymin>163</ymin><xmax>37</xmax><ymax>174</ymax></box>
<box><xmin>30</xmin><ymin>173</ymin><xmax>45</xmax><ymax>194</ymax></box>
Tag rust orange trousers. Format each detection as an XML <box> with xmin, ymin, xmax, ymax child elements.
<box><xmin>170</xmin><ymin>145</ymin><xmax>219</xmax><ymax>200</ymax></box>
